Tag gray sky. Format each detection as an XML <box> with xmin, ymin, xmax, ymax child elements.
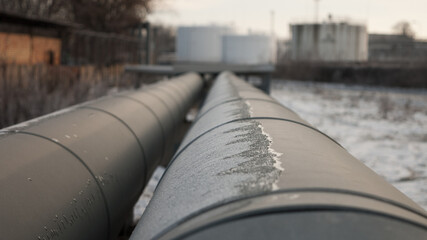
<box><xmin>148</xmin><ymin>0</ymin><xmax>427</xmax><ymax>39</ymax></box>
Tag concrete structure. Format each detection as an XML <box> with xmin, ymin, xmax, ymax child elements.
<box><xmin>222</xmin><ymin>34</ymin><xmax>276</xmax><ymax>64</ymax></box>
<box><xmin>369</xmin><ymin>34</ymin><xmax>427</xmax><ymax>62</ymax></box>
<box><xmin>290</xmin><ymin>21</ymin><xmax>368</xmax><ymax>62</ymax></box>
<box><xmin>176</xmin><ymin>26</ymin><xmax>234</xmax><ymax>63</ymax></box>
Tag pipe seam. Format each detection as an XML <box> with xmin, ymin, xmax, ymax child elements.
<box><xmin>159</xmin><ymin>206</ymin><xmax>426</xmax><ymax>240</ymax></box>
<box><xmin>156</xmin><ymin>186</ymin><xmax>427</xmax><ymax>238</ymax></box>
<box><xmin>1</xmin><ymin>130</ymin><xmax>113</xmax><ymax>239</ymax></box>
<box><xmin>152</xmin><ymin>86</ymin><xmax>184</xmax><ymax>113</ymax></box>
<box><xmin>115</xmin><ymin>95</ymin><xmax>167</xmax><ymax>164</ymax></box>
<box><xmin>195</xmin><ymin>97</ymin><xmax>299</xmax><ymax>123</ymax></box>
<box><xmin>81</xmin><ymin>106</ymin><xmax>149</xmax><ymax>187</ymax></box>
<box><xmin>144</xmin><ymin>91</ymin><xmax>177</xmax><ymax>124</ymax></box>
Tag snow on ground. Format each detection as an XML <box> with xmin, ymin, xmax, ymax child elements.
<box><xmin>133</xmin><ymin>167</ymin><xmax>165</xmax><ymax>224</ymax></box>
<box><xmin>271</xmin><ymin>79</ymin><xmax>427</xmax><ymax>210</ymax></box>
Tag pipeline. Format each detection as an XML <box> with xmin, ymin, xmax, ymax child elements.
<box><xmin>0</xmin><ymin>73</ymin><xmax>203</xmax><ymax>240</ymax></box>
<box><xmin>130</xmin><ymin>72</ymin><xmax>427</xmax><ymax>239</ymax></box>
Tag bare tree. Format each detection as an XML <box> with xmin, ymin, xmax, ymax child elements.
<box><xmin>0</xmin><ymin>0</ymin><xmax>154</xmax><ymax>33</ymax></box>
<box><xmin>0</xmin><ymin>0</ymin><xmax>71</xmax><ymax>20</ymax></box>
<box><xmin>70</xmin><ymin>0</ymin><xmax>154</xmax><ymax>32</ymax></box>
<box><xmin>393</xmin><ymin>21</ymin><xmax>416</xmax><ymax>38</ymax></box>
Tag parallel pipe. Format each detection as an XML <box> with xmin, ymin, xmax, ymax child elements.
<box><xmin>0</xmin><ymin>73</ymin><xmax>203</xmax><ymax>240</ymax></box>
<box><xmin>131</xmin><ymin>72</ymin><xmax>427</xmax><ymax>239</ymax></box>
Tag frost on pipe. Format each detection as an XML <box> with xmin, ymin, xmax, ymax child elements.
<box><xmin>130</xmin><ymin>72</ymin><xmax>427</xmax><ymax>240</ymax></box>
<box><xmin>0</xmin><ymin>73</ymin><xmax>203</xmax><ymax>240</ymax></box>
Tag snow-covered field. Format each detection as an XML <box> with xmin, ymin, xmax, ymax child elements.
<box><xmin>271</xmin><ymin>80</ymin><xmax>427</xmax><ymax>210</ymax></box>
<box><xmin>133</xmin><ymin>167</ymin><xmax>165</xmax><ymax>224</ymax></box>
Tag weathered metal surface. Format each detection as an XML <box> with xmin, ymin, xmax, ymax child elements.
<box><xmin>0</xmin><ymin>133</ymin><xmax>109</xmax><ymax>240</ymax></box>
<box><xmin>0</xmin><ymin>73</ymin><xmax>203</xmax><ymax>240</ymax></box>
<box><xmin>125</xmin><ymin>63</ymin><xmax>275</xmax><ymax>75</ymax></box>
<box><xmin>84</xmin><ymin>97</ymin><xmax>164</xmax><ymax>182</ymax></box>
<box><xmin>130</xmin><ymin>72</ymin><xmax>427</xmax><ymax>240</ymax></box>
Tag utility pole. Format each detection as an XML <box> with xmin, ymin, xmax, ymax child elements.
<box><xmin>270</xmin><ymin>10</ymin><xmax>275</xmax><ymax>37</ymax></box>
<box><xmin>270</xmin><ymin>10</ymin><xmax>276</xmax><ymax>65</ymax></box>
<box><xmin>314</xmin><ymin>0</ymin><xmax>321</xmax><ymax>23</ymax></box>
<box><xmin>138</xmin><ymin>22</ymin><xmax>151</xmax><ymax>65</ymax></box>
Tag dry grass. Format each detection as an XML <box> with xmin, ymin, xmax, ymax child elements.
<box><xmin>378</xmin><ymin>95</ymin><xmax>393</xmax><ymax>119</ymax></box>
<box><xmin>0</xmin><ymin>64</ymin><xmax>144</xmax><ymax>129</ymax></box>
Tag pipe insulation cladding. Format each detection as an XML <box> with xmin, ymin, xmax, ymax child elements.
<box><xmin>0</xmin><ymin>73</ymin><xmax>203</xmax><ymax>240</ymax></box>
<box><xmin>130</xmin><ymin>72</ymin><xmax>427</xmax><ymax>240</ymax></box>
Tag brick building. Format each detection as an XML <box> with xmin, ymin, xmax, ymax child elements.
<box><xmin>0</xmin><ymin>11</ymin><xmax>75</xmax><ymax>65</ymax></box>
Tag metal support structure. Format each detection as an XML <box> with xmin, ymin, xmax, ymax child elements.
<box><xmin>130</xmin><ymin>72</ymin><xmax>427</xmax><ymax>240</ymax></box>
<box><xmin>0</xmin><ymin>73</ymin><xmax>203</xmax><ymax>240</ymax></box>
<box><xmin>137</xmin><ymin>22</ymin><xmax>151</xmax><ymax>65</ymax></box>
<box><xmin>314</xmin><ymin>0</ymin><xmax>321</xmax><ymax>23</ymax></box>
<box><xmin>260</xmin><ymin>73</ymin><xmax>271</xmax><ymax>94</ymax></box>
<box><xmin>125</xmin><ymin>63</ymin><xmax>274</xmax><ymax>93</ymax></box>
<box><xmin>138</xmin><ymin>23</ymin><xmax>143</xmax><ymax>64</ymax></box>
<box><xmin>145</xmin><ymin>22</ymin><xmax>151</xmax><ymax>65</ymax></box>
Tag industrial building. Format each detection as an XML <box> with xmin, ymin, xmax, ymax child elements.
<box><xmin>290</xmin><ymin>21</ymin><xmax>368</xmax><ymax>62</ymax></box>
<box><xmin>176</xmin><ymin>26</ymin><xmax>234</xmax><ymax>63</ymax></box>
<box><xmin>222</xmin><ymin>34</ymin><xmax>276</xmax><ymax>64</ymax></box>
<box><xmin>176</xmin><ymin>25</ymin><xmax>276</xmax><ymax>65</ymax></box>
<box><xmin>369</xmin><ymin>34</ymin><xmax>427</xmax><ymax>62</ymax></box>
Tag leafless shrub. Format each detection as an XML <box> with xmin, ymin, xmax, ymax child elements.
<box><xmin>398</xmin><ymin>99</ymin><xmax>417</xmax><ymax>121</ymax></box>
<box><xmin>0</xmin><ymin>0</ymin><xmax>155</xmax><ymax>33</ymax></box>
<box><xmin>0</xmin><ymin>63</ymin><xmax>144</xmax><ymax>129</ymax></box>
<box><xmin>348</xmin><ymin>95</ymin><xmax>360</xmax><ymax>108</ymax></box>
<box><xmin>378</xmin><ymin>95</ymin><xmax>394</xmax><ymax>119</ymax></box>
<box><xmin>312</xmin><ymin>85</ymin><xmax>324</xmax><ymax>95</ymax></box>
<box><xmin>321</xmin><ymin>90</ymin><xmax>342</xmax><ymax>101</ymax></box>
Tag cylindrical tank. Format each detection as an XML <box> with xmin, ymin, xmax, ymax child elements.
<box><xmin>0</xmin><ymin>73</ymin><xmax>203</xmax><ymax>240</ymax></box>
<box><xmin>176</xmin><ymin>26</ymin><xmax>234</xmax><ymax>63</ymax></box>
<box><xmin>130</xmin><ymin>72</ymin><xmax>426</xmax><ymax>240</ymax></box>
<box><xmin>290</xmin><ymin>22</ymin><xmax>368</xmax><ymax>61</ymax></box>
<box><xmin>222</xmin><ymin>34</ymin><xmax>276</xmax><ymax>64</ymax></box>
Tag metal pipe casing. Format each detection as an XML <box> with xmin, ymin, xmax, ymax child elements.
<box><xmin>130</xmin><ymin>72</ymin><xmax>427</xmax><ymax>240</ymax></box>
<box><xmin>0</xmin><ymin>73</ymin><xmax>203</xmax><ymax>240</ymax></box>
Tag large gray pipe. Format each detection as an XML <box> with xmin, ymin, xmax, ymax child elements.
<box><xmin>0</xmin><ymin>73</ymin><xmax>203</xmax><ymax>240</ymax></box>
<box><xmin>131</xmin><ymin>72</ymin><xmax>427</xmax><ymax>239</ymax></box>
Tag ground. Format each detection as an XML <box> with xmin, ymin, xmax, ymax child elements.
<box><xmin>271</xmin><ymin>79</ymin><xmax>427</xmax><ymax>210</ymax></box>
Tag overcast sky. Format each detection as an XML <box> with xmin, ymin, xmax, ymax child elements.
<box><xmin>148</xmin><ymin>0</ymin><xmax>427</xmax><ymax>39</ymax></box>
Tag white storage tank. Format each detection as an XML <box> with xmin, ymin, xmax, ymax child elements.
<box><xmin>290</xmin><ymin>21</ymin><xmax>368</xmax><ymax>61</ymax></box>
<box><xmin>222</xmin><ymin>34</ymin><xmax>276</xmax><ymax>64</ymax></box>
<box><xmin>176</xmin><ymin>26</ymin><xmax>234</xmax><ymax>63</ymax></box>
